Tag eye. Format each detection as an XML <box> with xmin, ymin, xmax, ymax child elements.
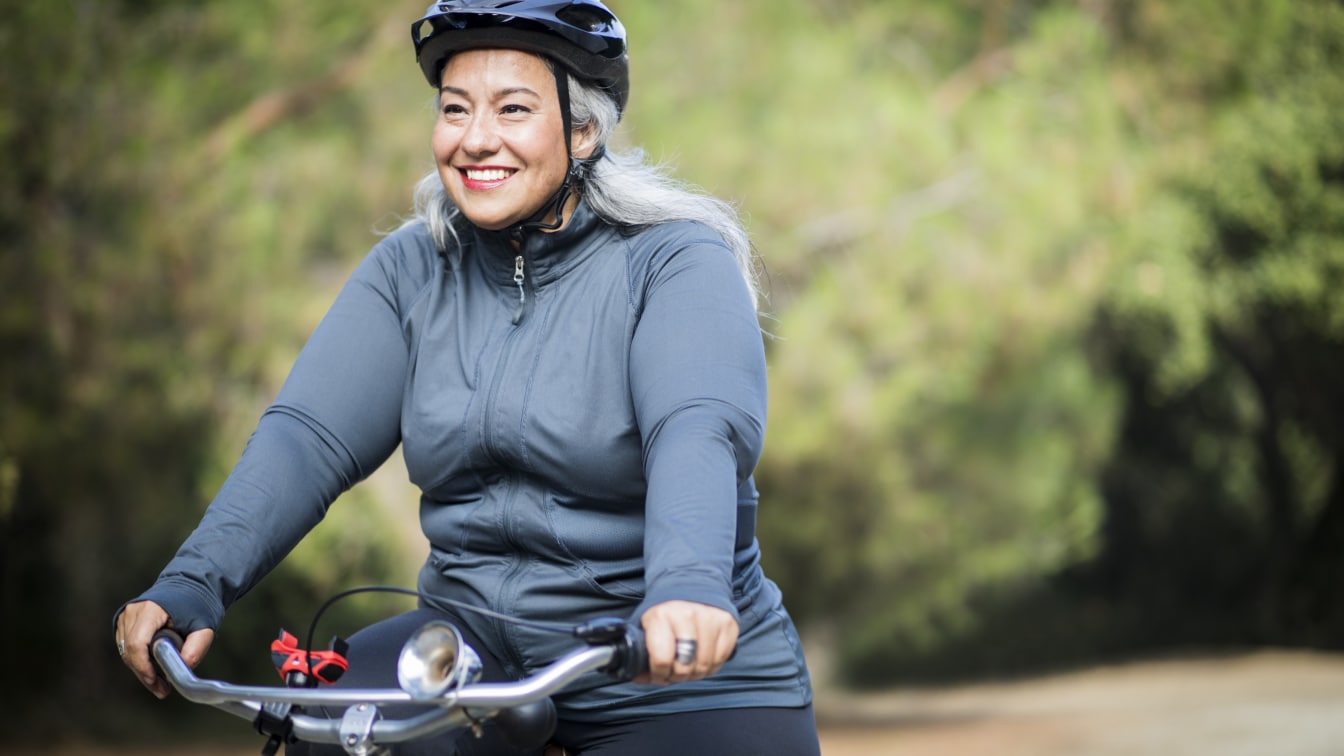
<box><xmin>441</xmin><ymin>102</ymin><xmax>467</xmax><ymax>116</ymax></box>
<box><xmin>500</xmin><ymin>104</ymin><xmax>532</xmax><ymax>116</ymax></box>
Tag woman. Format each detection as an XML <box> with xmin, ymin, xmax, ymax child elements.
<box><xmin>115</xmin><ymin>2</ymin><xmax>819</xmax><ymax>753</ymax></box>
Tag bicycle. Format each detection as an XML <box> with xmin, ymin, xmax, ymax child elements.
<box><xmin>150</xmin><ymin>608</ymin><xmax>648</xmax><ymax>756</ymax></box>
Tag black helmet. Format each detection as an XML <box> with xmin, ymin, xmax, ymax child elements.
<box><xmin>411</xmin><ymin>0</ymin><xmax>630</xmax><ymax>115</ymax></box>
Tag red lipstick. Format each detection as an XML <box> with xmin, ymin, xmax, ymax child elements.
<box><xmin>459</xmin><ymin>165</ymin><xmax>516</xmax><ymax>191</ymax></box>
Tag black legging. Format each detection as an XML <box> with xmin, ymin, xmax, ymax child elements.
<box><xmin>287</xmin><ymin>608</ymin><xmax>820</xmax><ymax>756</ymax></box>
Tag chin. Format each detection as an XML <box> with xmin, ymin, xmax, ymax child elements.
<box><xmin>462</xmin><ymin>213</ymin><xmax>517</xmax><ymax>231</ymax></box>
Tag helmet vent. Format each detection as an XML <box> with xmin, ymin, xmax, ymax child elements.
<box><xmin>415</xmin><ymin>19</ymin><xmax>435</xmax><ymax>43</ymax></box>
<box><xmin>556</xmin><ymin>5</ymin><xmax>616</xmax><ymax>33</ymax></box>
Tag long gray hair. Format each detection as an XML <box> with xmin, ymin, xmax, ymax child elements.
<box><xmin>408</xmin><ymin>71</ymin><xmax>762</xmax><ymax>309</ymax></box>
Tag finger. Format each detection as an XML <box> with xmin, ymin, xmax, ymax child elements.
<box><xmin>706</xmin><ymin>620</ymin><xmax>739</xmax><ymax>677</ymax></box>
<box><xmin>639</xmin><ymin>611</ymin><xmax>678</xmax><ymax>685</ymax></box>
<box><xmin>682</xmin><ymin>607</ymin><xmax>739</xmax><ymax>680</ymax></box>
<box><xmin>119</xmin><ymin>602</ymin><xmax>172</xmax><ymax>698</ymax></box>
<box><xmin>180</xmin><ymin>628</ymin><xmax>215</xmax><ymax>670</ymax></box>
<box><xmin>665</xmin><ymin>616</ymin><xmax>700</xmax><ymax>684</ymax></box>
<box><xmin>684</xmin><ymin>619</ymin><xmax>713</xmax><ymax>680</ymax></box>
<box><xmin>684</xmin><ymin>613</ymin><xmax>723</xmax><ymax>680</ymax></box>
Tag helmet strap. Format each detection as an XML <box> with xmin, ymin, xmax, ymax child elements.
<box><xmin>557</xmin><ymin>66</ymin><xmax>573</xmax><ymax>158</ymax></box>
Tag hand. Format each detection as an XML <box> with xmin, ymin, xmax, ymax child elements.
<box><xmin>115</xmin><ymin>600</ymin><xmax>214</xmax><ymax>699</ymax></box>
<box><xmin>636</xmin><ymin>600</ymin><xmax>738</xmax><ymax>686</ymax></box>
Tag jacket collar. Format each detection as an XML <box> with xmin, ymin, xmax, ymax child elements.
<box><xmin>467</xmin><ymin>199</ymin><xmax>609</xmax><ymax>287</ymax></box>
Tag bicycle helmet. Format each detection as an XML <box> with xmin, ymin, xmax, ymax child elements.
<box><xmin>411</xmin><ymin>0</ymin><xmax>629</xmax><ymax>116</ymax></box>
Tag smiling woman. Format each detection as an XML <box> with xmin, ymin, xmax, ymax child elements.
<box><xmin>113</xmin><ymin>2</ymin><xmax>819</xmax><ymax>754</ymax></box>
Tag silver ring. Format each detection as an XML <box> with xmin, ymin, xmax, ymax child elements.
<box><xmin>674</xmin><ymin>638</ymin><xmax>697</xmax><ymax>666</ymax></box>
<box><xmin>117</xmin><ymin>638</ymin><xmax>127</xmax><ymax>657</ymax></box>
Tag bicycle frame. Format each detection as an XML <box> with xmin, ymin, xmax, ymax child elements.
<box><xmin>151</xmin><ymin>622</ymin><xmax>645</xmax><ymax>755</ymax></box>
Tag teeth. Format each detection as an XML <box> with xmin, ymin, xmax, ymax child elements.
<box><xmin>465</xmin><ymin>168</ymin><xmax>512</xmax><ymax>181</ymax></box>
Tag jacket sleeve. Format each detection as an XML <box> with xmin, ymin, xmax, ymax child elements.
<box><xmin>628</xmin><ymin>230</ymin><xmax>767</xmax><ymax>623</ymax></box>
<box><xmin>126</xmin><ymin>238</ymin><xmax>417</xmax><ymax>633</ymax></box>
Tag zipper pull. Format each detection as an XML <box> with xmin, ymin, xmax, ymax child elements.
<box><xmin>511</xmin><ymin>255</ymin><xmax>526</xmax><ymax>325</ymax></box>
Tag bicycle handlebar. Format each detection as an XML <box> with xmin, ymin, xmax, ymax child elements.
<box><xmin>150</xmin><ymin>621</ymin><xmax>647</xmax><ymax>753</ymax></box>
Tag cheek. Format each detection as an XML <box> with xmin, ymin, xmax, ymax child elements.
<box><xmin>431</xmin><ymin>124</ymin><xmax>458</xmax><ymax>161</ymax></box>
<box><xmin>519</xmin><ymin>135</ymin><xmax>564</xmax><ymax>177</ymax></box>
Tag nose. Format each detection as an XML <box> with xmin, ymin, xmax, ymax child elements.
<box><xmin>460</xmin><ymin>112</ymin><xmax>500</xmax><ymax>157</ymax></box>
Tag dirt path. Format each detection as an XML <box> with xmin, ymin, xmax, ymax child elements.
<box><xmin>815</xmin><ymin>649</ymin><xmax>1344</xmax><ymax>755</ymax></box>
<box><xmin>25</xmin><ymin>650</ymin><xmax>1344</xmax><ymax>755</ymax></box>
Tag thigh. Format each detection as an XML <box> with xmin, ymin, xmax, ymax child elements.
<box><xmin>288</xmin><ymin>608</ymin><xmax>542</xmax><ymax>756</ymax></box>
<box><xmin>554</xmin><ymin>705</ymin><xmax>821</xmax><ymax>756</ymax></box>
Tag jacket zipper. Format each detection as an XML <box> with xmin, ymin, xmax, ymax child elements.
<box><xmin>495</xmin><ymin>473</ymin><xmax>530</xmax><ymax>678</ymax></box>
<box><xmin>497</xmin><ymin>255</ymin><xmax>530</xmax><ymax>675</ymax></box>
<box><xmin>483</xmin><ymin>253</ymin><xmax>528</xmax><ymax>460</ymax></box>
<box><xmin>511</xmin><ymin>255</ymin><xmax>526</xmax><ymax>325</ymax></box>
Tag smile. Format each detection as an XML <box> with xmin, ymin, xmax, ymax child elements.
<box><xmin>464</xmin><ymin>168</ymin><xmax>513</xmax><ymax>181</ymax></box>
<box><xmin>459</xmin><ymin>167</ymin><xmax>516</xmax><ymax>189</ymax></box>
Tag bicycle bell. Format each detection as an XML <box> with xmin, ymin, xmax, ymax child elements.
<box><xmin>397</xmin><ymin>620</ymin><xmax>485</xmax><ymax>699</ymax></box>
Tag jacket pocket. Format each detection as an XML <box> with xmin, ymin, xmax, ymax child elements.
<box><xmin>541</xmin><ymin>492</ymin><xmax>645</xmax><ymax>601</ymax></box>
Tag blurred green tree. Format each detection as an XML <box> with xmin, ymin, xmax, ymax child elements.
<box><xmin>749</xmin><ymin>0</ymin><xmax>1344</xmax><ymax>683</ymax></box>
<box><xmin>0</xmin><ymin>1</ymin><xmax>420</xmax><ymax>734</ymax></box>
<box><xmin>747</xmin><ymin>1</ymin><xmax>1130</xmax><ymax>682</ymax></box>
<box><xmin>1089</xmin><ymin>0</ymin><xmax>1344</xmax><ymax>650</ymax></box>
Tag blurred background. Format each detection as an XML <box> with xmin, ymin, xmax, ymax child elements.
<box><xmin>3</xmin><ymin>0</ymin><xmax>1342</xmax><ymax>747</ymax></box>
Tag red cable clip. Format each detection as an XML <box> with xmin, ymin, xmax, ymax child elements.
<box><xmin>270</xmin><ymin>629</ymin><xmax>349</xmax><ymax>686</ymax></box>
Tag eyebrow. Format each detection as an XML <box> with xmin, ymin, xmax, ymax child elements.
<box><xmin>439</xmin><ymin>85</ymin><xmax>543</xmax><ymax>100</ymax></box>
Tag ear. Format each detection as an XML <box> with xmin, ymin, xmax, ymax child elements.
<box><xmin>571</xmin><ymin>123</ymin><xmax>601</xmax><ymax>160</ymax></box>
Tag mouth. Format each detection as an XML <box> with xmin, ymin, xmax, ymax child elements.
<box><xmin>458</xmin><ymin>166</ymin><xmax>516</xmax><ymax>190</ymax></box>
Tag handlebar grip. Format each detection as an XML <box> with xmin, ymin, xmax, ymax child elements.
<box><xmin>152</xmin><ymin>627</ymin><xmax>186</xmax><ymax>652</ymax></box>
<box><xmin>150</xmin><ymin>628</ymin><xmax>186</xmax><ymax>679</ymax></box>
<box><xmin>608</xmin><ymin>624</ymin><xmax>648</xmax><ymax>682</ymax></box>
<box><xmin>575</xmin><ymin>617</ymin><xmax>648</xmax><ymax>681</ymax></box>
<box><xmin>600</xmin><ymin>623</ymin><xmax>737</xmax><ymax>680</ymax></box>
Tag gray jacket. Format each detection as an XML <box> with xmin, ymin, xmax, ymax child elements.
<box><xmin>137</xmin><ymin>201</ymin><xmax>811</xmax><ymax>718</ymax></box>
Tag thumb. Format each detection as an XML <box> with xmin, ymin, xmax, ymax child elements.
<box><xmin>180</xmin><ymin>628</ymin><xmax>216</xmax><ymax>670</ymax></box>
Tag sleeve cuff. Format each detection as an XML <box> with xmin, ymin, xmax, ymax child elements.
<box><xmin>113</xmin><ymin>580</ymin><xmax>225</xmax><ymax>635</ymax></box>
<box><xmin>633</xmin><ymin>576</ymin><xmax>740</xmax><ymax>627</ymax></box>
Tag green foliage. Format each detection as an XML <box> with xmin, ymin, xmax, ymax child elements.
<box><xmin>0</xmin><ymin>2</ymin><xmax>231</xmax><ymax>722</ymax></box>
<box><xmin>0</xmin><ymin>0</ymin><xmax>425</xmax><ymax>732</ymax></box>
<box><xmin>1089</xmin><ymin>0</ymin><xmax>1344</xmax><ymax>650</ymax></box>
<box><xmin>749</xmin><ymin>2</ymin><xmax>1129</xmax><ymax>681</ymax></box>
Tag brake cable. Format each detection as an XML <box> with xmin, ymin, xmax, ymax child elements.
<box><xmin>299</xmin><ymin>585</ymin><xmax>589</xmax><ymax>682</ymax></box>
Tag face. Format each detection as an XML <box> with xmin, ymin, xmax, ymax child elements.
<box><xmin>433</xmin><ymin>48</ymin><xmax>594</xmax><ymax>231</ymax></box>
